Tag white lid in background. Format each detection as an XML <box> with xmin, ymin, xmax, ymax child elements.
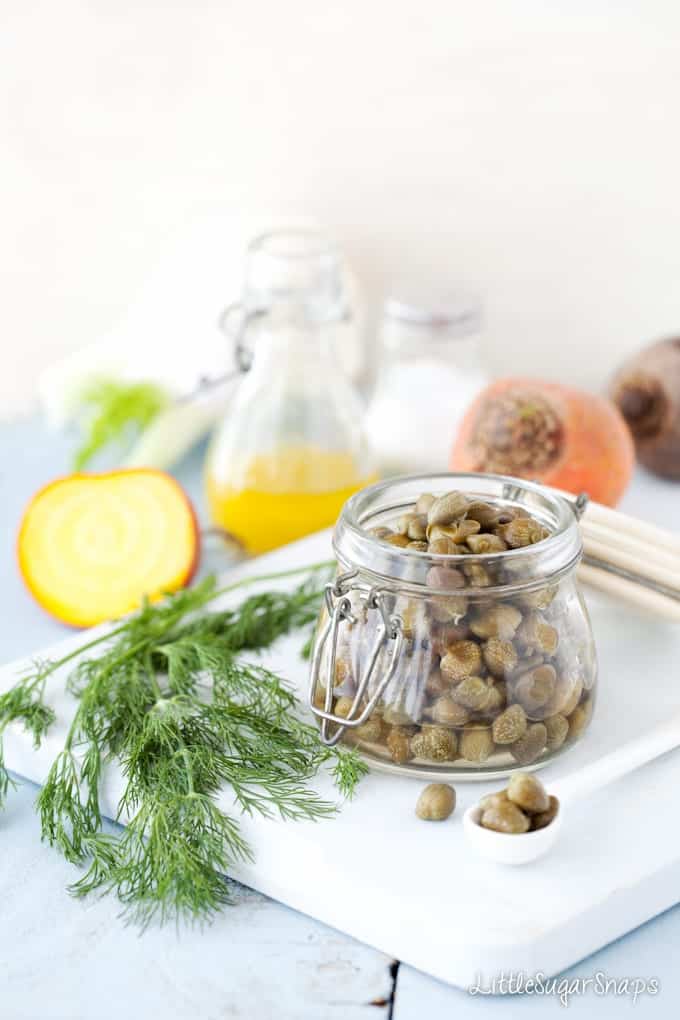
<box><xmin>383</xmin><ymin>286</ymin><xmax>483</xmax><ymax>338</ymax></box>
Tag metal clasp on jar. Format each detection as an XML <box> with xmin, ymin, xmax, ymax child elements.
<box><xmin>308</xmin><ymin>571</ymin><xmax>404</xmax><ymax>747</ymax></box>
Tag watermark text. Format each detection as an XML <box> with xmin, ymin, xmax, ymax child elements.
<box><xmin>468</xmin><ymin>970</ymin><xmax>660</xmax><ymax>1007</ymax></box>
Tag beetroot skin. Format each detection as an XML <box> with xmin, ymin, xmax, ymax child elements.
<box><xmin>610</xmin><ymin>338</ymin><xmax>680</xmax><ymax>480</ymax></box>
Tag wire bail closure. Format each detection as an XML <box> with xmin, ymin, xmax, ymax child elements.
<box><xmin>572</xmin><ymin>492</ymin><xmax>590</xmax><ymax>520</ymax></box>
<box><xmin>309</xmin><ymin>571</ymin><xmax>404</xmax><ymax>747</ymax></box>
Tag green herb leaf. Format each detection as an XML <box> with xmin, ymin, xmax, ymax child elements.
<box><xmin>72</xmin><ymin>378</ymin><xmax>169</xmax><ymax>470</ymax></box>
<box><xmin>1</xmin><ymin>562</ymin><xmax>362</xmax><ymax>927</ymax></box>
<box><xmin>0</xmin><ymin>673</ymin><xmax>56</xmax><ymax>809</ymax></box>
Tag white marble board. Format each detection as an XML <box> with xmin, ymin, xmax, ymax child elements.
<box><xmin>2</xmin><ymin>529</ymin><xmax>680</xmax><ymax>990</ymax></box>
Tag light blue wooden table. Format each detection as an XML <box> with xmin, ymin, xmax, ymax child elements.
<box><xmin>1</xmin><ymin>419</ymin><xmax>677</xmax><ymax>1018</ymax></box>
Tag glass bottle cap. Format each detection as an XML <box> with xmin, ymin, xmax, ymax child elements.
<box><xmin>384</xmin><ymin>287</ymin><xmax>482</xmax><ymax>338</ymax></box>
<box><xmin>244</xmin><ymin>230</ymin><xmax>347</xmax><ymax>323</ymax></box>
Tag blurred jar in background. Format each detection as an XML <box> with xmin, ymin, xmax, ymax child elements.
<box><xmin>364</xmin><ymin>289</ymin><xmax>488</xmax><ymax>476</ymax></box>
<box><xmin>205</xmin><ymin>230</ymin><xmax>375</xmax><ymax>554</ymax></box>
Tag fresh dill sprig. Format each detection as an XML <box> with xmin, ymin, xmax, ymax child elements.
<box><xmin>72</xmin><ymin>377</ymin><xmax>169</xmax><ymax>470</ymax></box>
<box><xmin>0</xmin><ymin>561</ymin><xmax>366</xmax><ymax>927</ymax></box>
<box><xmin>0</xmin><ymin>667</ymin><xmax>56</xmax><ymax>808</ymax></box>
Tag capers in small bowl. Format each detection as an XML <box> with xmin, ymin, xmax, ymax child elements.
<box><xmin>480</xmin><ymin>799</ymin><xmax>530</xmax><ymax>834</ymax></box>
<box><xmin>507</xmin><ymin>772</ymin><xmax>550</xmax><ymax>813</ymax></box>
<box><xmin>531</xmin><ymin>795</ymin><xmax>560</xmax><ymax>831</ymax></box>
<box><xmin>477</xmin><ymin>773</ymin><xmax>559</xmax><ymax>834</ymax></box>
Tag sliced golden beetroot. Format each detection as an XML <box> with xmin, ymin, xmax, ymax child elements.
<box><xmin>450</xmin><ymin>378</ymin><xmax>635</xmax><ymax>506</ymax></box>
<box><xmin>18</xmin><ymin>470</ymin><xmax>199</xmax><ymax>627</ymax></box>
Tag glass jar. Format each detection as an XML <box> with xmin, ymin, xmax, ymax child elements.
<box><xmin>205</xmin><ymin>231</ymin><xmax>376</xmax><ymax>554</ymax></box>
<box><xmin>308</xmin><ymin>473</ymin><xmax>597</xmax><ymax>779</ymax></box>
<box><xmin>363</xmin><ymin>289</ymin><xmax>487</xmax><ymax>476</ymax></box>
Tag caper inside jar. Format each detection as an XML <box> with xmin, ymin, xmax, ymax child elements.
<box><xmin>309</xmin><ymin>474</ymin><xmax>597</xmax><ymax>779</ymax></box>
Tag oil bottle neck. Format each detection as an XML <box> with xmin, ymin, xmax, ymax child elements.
<box><xmin>251</xmin><ymin>312</ymin><xmax>338</xmax><ymax>372</ymax></box>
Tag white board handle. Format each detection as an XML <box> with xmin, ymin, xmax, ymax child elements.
<box><xmin>552</xmin><ymin>711</ymin><xmax>680</xmax><ymax>807</ymax></box>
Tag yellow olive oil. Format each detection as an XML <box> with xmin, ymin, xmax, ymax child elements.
<box><xmin>206</xmin><ymin>446</ymin><xmax>375</xmax><ymax>554</ymax></box>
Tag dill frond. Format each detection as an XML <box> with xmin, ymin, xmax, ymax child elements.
<box><xmin>72</xmin><ymin>377</ymin><xmax>169</xmax><ymax>470</ymax></box>
<box><xmin>0</xmin><ymin>672</ymin><xmax>56</xmax><ymax>809</ymax></box>
<box><xmin>0</xmin><ymin>562</ymin><xmax>361</xmax><ymax>926</ymax></box>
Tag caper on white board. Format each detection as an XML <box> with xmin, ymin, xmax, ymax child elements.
<box><xmin>416</xmin><ymin>783</ymin><xmax>456</xmax><ymax>821</ymax></box>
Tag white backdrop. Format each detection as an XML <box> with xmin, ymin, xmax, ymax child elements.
<box><xmin>2</xmin><ymin>0</ymin><xmax>680</xmax><ymax>417</ymax></box>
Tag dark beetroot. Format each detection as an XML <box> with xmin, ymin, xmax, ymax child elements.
<box><xmin>610</xmin><ymin>338</ymin><xmax>680</xmax><ymax>480</ymax></box>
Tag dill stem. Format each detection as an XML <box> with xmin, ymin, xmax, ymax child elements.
<box><xmin>36</xmin><ymin>560</ymin><xmax>334</xmax><ymax>680</ymax></box>
<box><xmin>2</xmin><ymin>560</ymin><xmax>362</xmax><ymax>926</ymax></box>
<box><xmin>37</xmin><ymin>623</ymin><xmax>131</xmax><ymax>678</ymax></box>
<box><xmin>144</xmin><ymin>649</ymin><xmax>163</xmax><ymax>700</ymax></box>
<box><xmin>209</xmin><ymin>560</ymin><xmax>335</xmax><ymax>603</ymax></box>
<box><xmin>179</xmin><ymin>746</ymin><xmax>195</xmax><ymax>796</ymax></box>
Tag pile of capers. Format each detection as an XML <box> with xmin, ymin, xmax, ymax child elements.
<box><xmin>321</xmin><ymin>489</ymin><xmax>595</xmax><ymax>771</ymax></box>
<box><xmin>477</xmin><ymin>773</ymin><xmax>559</xmax><ymax>833</ymax></box>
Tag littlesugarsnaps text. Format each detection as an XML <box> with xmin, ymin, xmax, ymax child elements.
<box><xmin>468</xmin><ymin>971</ymin><xmax>660</xmax><ymax>1007</ymax></box>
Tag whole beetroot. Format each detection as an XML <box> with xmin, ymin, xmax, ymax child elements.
<box><xmin>450</xmin><ymin>378</ymin><xmax>634</xmax><ymax>506</ymax></box>
<box><xmin>610</xmin><ymin>338</ymin><xmax>680</xmax><ymax>480</ymax></box>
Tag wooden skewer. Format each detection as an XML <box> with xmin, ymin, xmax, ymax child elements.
<box><xmin>582</xmin><ymin>534</ymin><xmax>680</xmax><ymax>597</ymax></box>
<box><xmin>583</xmin><ymin>501</ymin><xmax>680</xmax><ymax>556</ymax></box>
<box><xmin>578</xmin><ymin>562</ymin><xmax>680</xmax><ymax>623</ymax></box>
<box><xmin>579</xmin><ymin>518</ymin><xmax>673</xmax><ymax>564</ymax></box>
<box><xmin>540</xmin><ymin>485</ymin><xmax>680</xmax><ymax>621</ymax></box>
<box><xmin>551</xmin><ymin>486</ymin><xmax>680</xmax><ymax>556</ymax></box>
